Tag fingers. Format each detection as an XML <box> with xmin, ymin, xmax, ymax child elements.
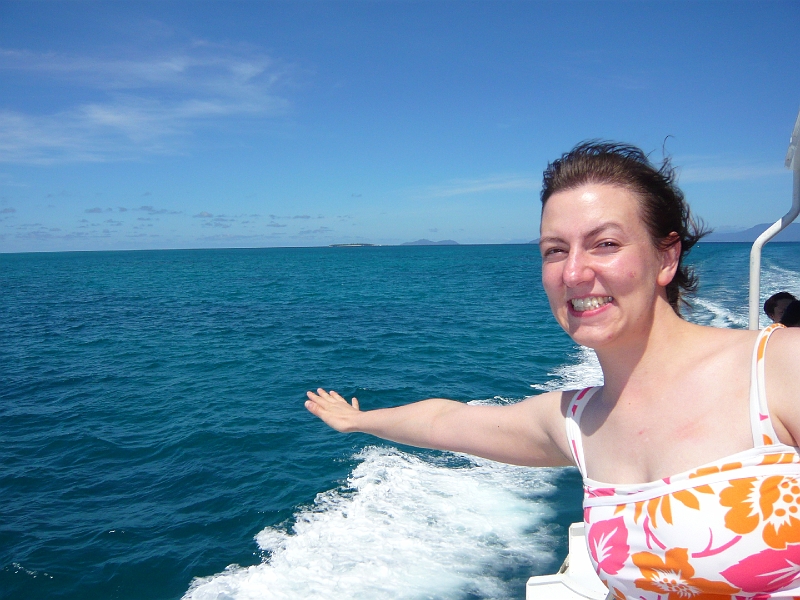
<box><xmin>307</xmin><ymin>388</ymin><xmax>343</xmax><ymax>402</ymax></box>
<box><xmin>305</xmin><ymin>389</ymin><xmax>359</xmax><ymax>410</ymax></box>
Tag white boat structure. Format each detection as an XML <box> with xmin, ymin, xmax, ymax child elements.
<box><xmin>525</xmin><ymin>522</ymin><xmax>609</xmax><ymax>600</ymax></box>
<box><xmin>525</xmin><ymin>106</ymin><xmax>800</xmax><ymax>600</ymax></box>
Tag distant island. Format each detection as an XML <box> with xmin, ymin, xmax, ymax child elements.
<box><xmin>401</xmin><ymin>239</ymin><xmax>459</xmax><ymax>246</ymax></box>
<box><xmin>703</xmin><ymin>223</ymin><xmax>800</xmax><ymax>243</ymax></box>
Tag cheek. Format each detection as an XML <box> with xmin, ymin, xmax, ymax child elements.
<box><xmin>541</xmin><ymin>266</ymin><xmax>562</xmax><ymax>295</ymax></box>
<box><xmin>540</xmin><ymin>268</ymin><xmax>565</xmax><ymax>313</ymax></box>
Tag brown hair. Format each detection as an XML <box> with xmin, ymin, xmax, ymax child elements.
<box><xmin>541</xmin><ymin>140</ymin><xmax>709</xmax><ymax>315</ymax></box>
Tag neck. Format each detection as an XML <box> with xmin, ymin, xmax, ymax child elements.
<box><xmin>594</xmin><ymin>299</ymin><xmax>695</xmax><ymax>402</ymax></box>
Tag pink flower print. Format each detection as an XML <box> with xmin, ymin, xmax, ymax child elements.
<box><xmin>587</xmin><ymin>517</ymin><xmax>630</xmax><ymax>576</ymax></box>
<box><xmin>721</xmin><ymin>543</ymin><xmax>800</xmax><ymax>593</ymax></box>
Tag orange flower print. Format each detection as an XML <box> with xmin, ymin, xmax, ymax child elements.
<box><xmin>633</xmin><ymin>495</ymin><xmax>673</xmax><ymax>527</ymax></box>
<box><xmin>688</xmin><ymin>461</ymin><xmax>743</xmax><ymax>495</ymax></box>
<box><xmin>630</xmin><ymin>488</ymin><xmax>704</xmax><ymax>528</ymax></box>
<box><xmin>628</xmin><ymin>467</ymin><xmax>742</xmax><ymax>528</ymax></box>
<box><xmin>633</xmin><ymin>548</ymin><xmax>739</xmax><ymax>600</ymax></box>
<box><xmin>720</xmin><ymin>475</ymin><xmax>800</xmax><ymax>549</ymax></box>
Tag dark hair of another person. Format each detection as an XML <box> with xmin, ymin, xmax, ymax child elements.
<box><xmin>764</xmin><ymin>291</ymin><xmax>797</xmax><ymax>320</ymax></box>
<box><xmin>780</xmin><ymin>300</ymin><xmax>800</xmax><ymax>327</ymax></box>
<box><xmin>540</xmin><ymin>141</ymin><xmax>710</xmax><ymax>316</ymax></box>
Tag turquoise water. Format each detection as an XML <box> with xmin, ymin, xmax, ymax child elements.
<box><xmin>2</xmin><ymin>243</ymin><xmax>799</xmax><ymax>600</ymax></box>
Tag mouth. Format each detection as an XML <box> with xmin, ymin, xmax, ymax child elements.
<box><xmin>570</xmin><ymin>296</ymin><xmax>613</xmax><ymax>312</ymax></box>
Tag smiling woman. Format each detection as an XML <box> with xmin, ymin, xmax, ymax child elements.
<box><xmin>306</xmin><ymin>141</ymin><xmax>800</xmax><ymax>598</ymax></box>
<box><xmin>540</xmin><ymin>141</ymin><xmax>708</xmax><ymax>315</ymax></box>
<box><xmin>539</xmin><ymin>184</ymin><xmax>675</xmax><ymax>350</ymax></box>
<box><xmin>536</xmin><ymin>142</ymin><xmax>706</xmax><ymax>352</ymax></box>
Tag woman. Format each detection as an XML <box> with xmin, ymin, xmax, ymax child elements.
<box><xmin>306</xmin><ymin>142</ymin><xmax>800</xmax><ymax>598</ymax></box>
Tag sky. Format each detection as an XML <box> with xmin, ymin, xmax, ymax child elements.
<box><xmin>0</xmin><ymin>0</ymin><xmax>799</xmax><ymax>253</ymax></box>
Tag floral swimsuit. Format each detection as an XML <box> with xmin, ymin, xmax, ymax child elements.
<box><xmin>566</xmin><ymin>323</ymin><xmax>800</xmax><ymax>599</ymax></box>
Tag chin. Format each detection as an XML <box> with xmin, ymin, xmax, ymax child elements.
<box><xmin>563</xmin><ymin>322</ymin><xmax>612</xmax><ymax>350</ymax></box>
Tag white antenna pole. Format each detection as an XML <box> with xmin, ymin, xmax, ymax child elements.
<box><xmin>748</xmin><ymin>108</ymin><xmax>800</xmax><ymax>330</ymax></box>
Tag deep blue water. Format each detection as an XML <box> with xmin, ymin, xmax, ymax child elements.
<box><xmin>2</xmin><ymin>243</ymin><xmax>799</xmax><ymax>600</ymax></box>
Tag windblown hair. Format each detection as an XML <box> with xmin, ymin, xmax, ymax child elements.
<box><xmin>540</xmin><ymin>141</ymin><xmax>710</xmax><ymax>316</ymax></box>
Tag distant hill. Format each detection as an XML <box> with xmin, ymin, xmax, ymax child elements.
<box><xmin>401</xmin><ymin>239</ymin><xmax>459</xmax><ymax>246</ymax></box>
<box><xmin>704</xmin><ymin>223</ymin><xmax>800</xmax><ymax>243</ymax></box>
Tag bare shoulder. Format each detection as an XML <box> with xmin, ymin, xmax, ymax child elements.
<box><xmin>676</xmin><ymin>323</ymin><xmax>756</xmax><ymax>369</ymax></box>
<box><xmin>693</xmin><ymin>323</ymin><xmax>756</xmax><ymax>348</ymax></box>
<box><xmin>765</xmin><ymin>327</ymin><xmax>800</xmax><ymax>446</ymax></box>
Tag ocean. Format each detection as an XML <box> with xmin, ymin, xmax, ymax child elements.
<box><xmin>2</xmin><ymin>242</ymin><xmax>799</xmax><ymax>600</ymax></box>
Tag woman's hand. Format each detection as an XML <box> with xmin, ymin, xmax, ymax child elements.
<box><xmin>305</xmin><ymin>388</ymin><xmax>361</xmax><ymax>433</ymax></box>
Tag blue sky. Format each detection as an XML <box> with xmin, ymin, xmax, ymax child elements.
<box><xmin>1</xmin><ymin>0</ymin><xmax>798</xmax><ymax>253</ymax></box>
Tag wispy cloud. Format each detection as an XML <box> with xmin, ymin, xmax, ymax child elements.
<box><xmin>269</xmin><ymin>213</ymin><xmax>318</xmax><ymax>220</ymax></box>
<box><xmin>421</xmin><ymin>175</ymin><xmax>540</xmax><ymax>198</ymax></box>
<box><xmin>0</xmin><ymin>43</ymin><xmax>294</xmax><ymax>164</ymax></box>
<box><xmin>297</xmin><ymin>226</ymin><xmax>332</xmax><ymax>236</ymax></box>
<box><xmin>139</xmin><ymin>205</ymin><xmax>181</xmax><ymax>215</ymax></box>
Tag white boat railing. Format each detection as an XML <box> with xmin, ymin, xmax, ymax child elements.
<box><xmin>748</xmin><ymin>107</ymin><xmax>800</xmax><ymax>329</ymax></box>
<box><xmin>525</xmin><ymin>523</ymin><xmax>608</xmax><ymax>600</ymax></box>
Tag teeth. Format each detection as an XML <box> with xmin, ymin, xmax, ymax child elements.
<box><xmin>571</xmin><ymin>296</ymin><xmax>613</xmax><ymax>312</ymax></box>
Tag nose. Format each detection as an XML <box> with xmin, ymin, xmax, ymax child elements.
<box><xmin>562</xmin><ymin>249</ymin><xmax>594</xmax><ymax>287</ymax></box>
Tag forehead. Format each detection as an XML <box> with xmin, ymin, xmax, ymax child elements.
<box><xmin>540</xmin><ymin>183</ymin><xmax>644</xmax><ymax>232</ymax></box>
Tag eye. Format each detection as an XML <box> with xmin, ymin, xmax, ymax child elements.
<box><xmin>596</xmin><ymin>240</ymin><xmax>620</xmax><ymax>251</ymax></box>
<box><xmin>541</xmin><ymin>247</ymin><xmax>567</xmax><ymax>262</ymax></box>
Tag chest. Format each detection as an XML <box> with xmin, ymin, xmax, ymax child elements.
<box><xmin>580</xmin><ymin>380</ymin><xmax>753</xmax><ymax>484</ymax></box>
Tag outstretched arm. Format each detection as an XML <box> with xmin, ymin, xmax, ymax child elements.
<box><xmin>305</xmin><ymin>388</ymin><xmax>575</xmax><ymax>468</ymax></box>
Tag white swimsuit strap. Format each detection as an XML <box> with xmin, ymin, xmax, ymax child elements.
<box><xmin>565</xmin><ymin>386</ymin><xmax>601</xmax><ymax>477</ymax></box>
<box><xmin>750</xmin><ymin>323</ymin><xmax>785</xmax><ymax>447</ymax></box>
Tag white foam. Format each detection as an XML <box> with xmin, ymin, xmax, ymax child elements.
<box><xmin>184</xmin><ymin>446</ymin><xmax>560</xmax><ymax>600</ymax></box>
<box><xmin>529</xmin><ymin>346</ymin><xmax>603</xmax><ymax>392</ymax></box>
<box><xmin>689</xmin><ymin>297</ymin><xmax>748</xmax><ymax>329</ymax></box>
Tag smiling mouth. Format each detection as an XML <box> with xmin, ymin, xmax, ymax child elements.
<box><xmin>570</xmin><ymin>296</ymin><xmax>613</xmax><ymax>312</ymax></box>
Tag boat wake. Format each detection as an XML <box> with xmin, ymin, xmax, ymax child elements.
<box><xmin>184</xmin><ymin>445</ymin><xmax>561</xmax><ymax>600</ymax></box>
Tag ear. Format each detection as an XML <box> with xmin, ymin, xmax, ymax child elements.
<box><xmin>656</xmin><ymin>233</ymin><xmax>680</xmax><ymax>287</ymax></box>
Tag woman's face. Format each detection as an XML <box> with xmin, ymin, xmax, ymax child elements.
<box><xmin>539</xmin><ymin>183</ymin><xmax>677</xmax><ymax>350</ymax></box>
